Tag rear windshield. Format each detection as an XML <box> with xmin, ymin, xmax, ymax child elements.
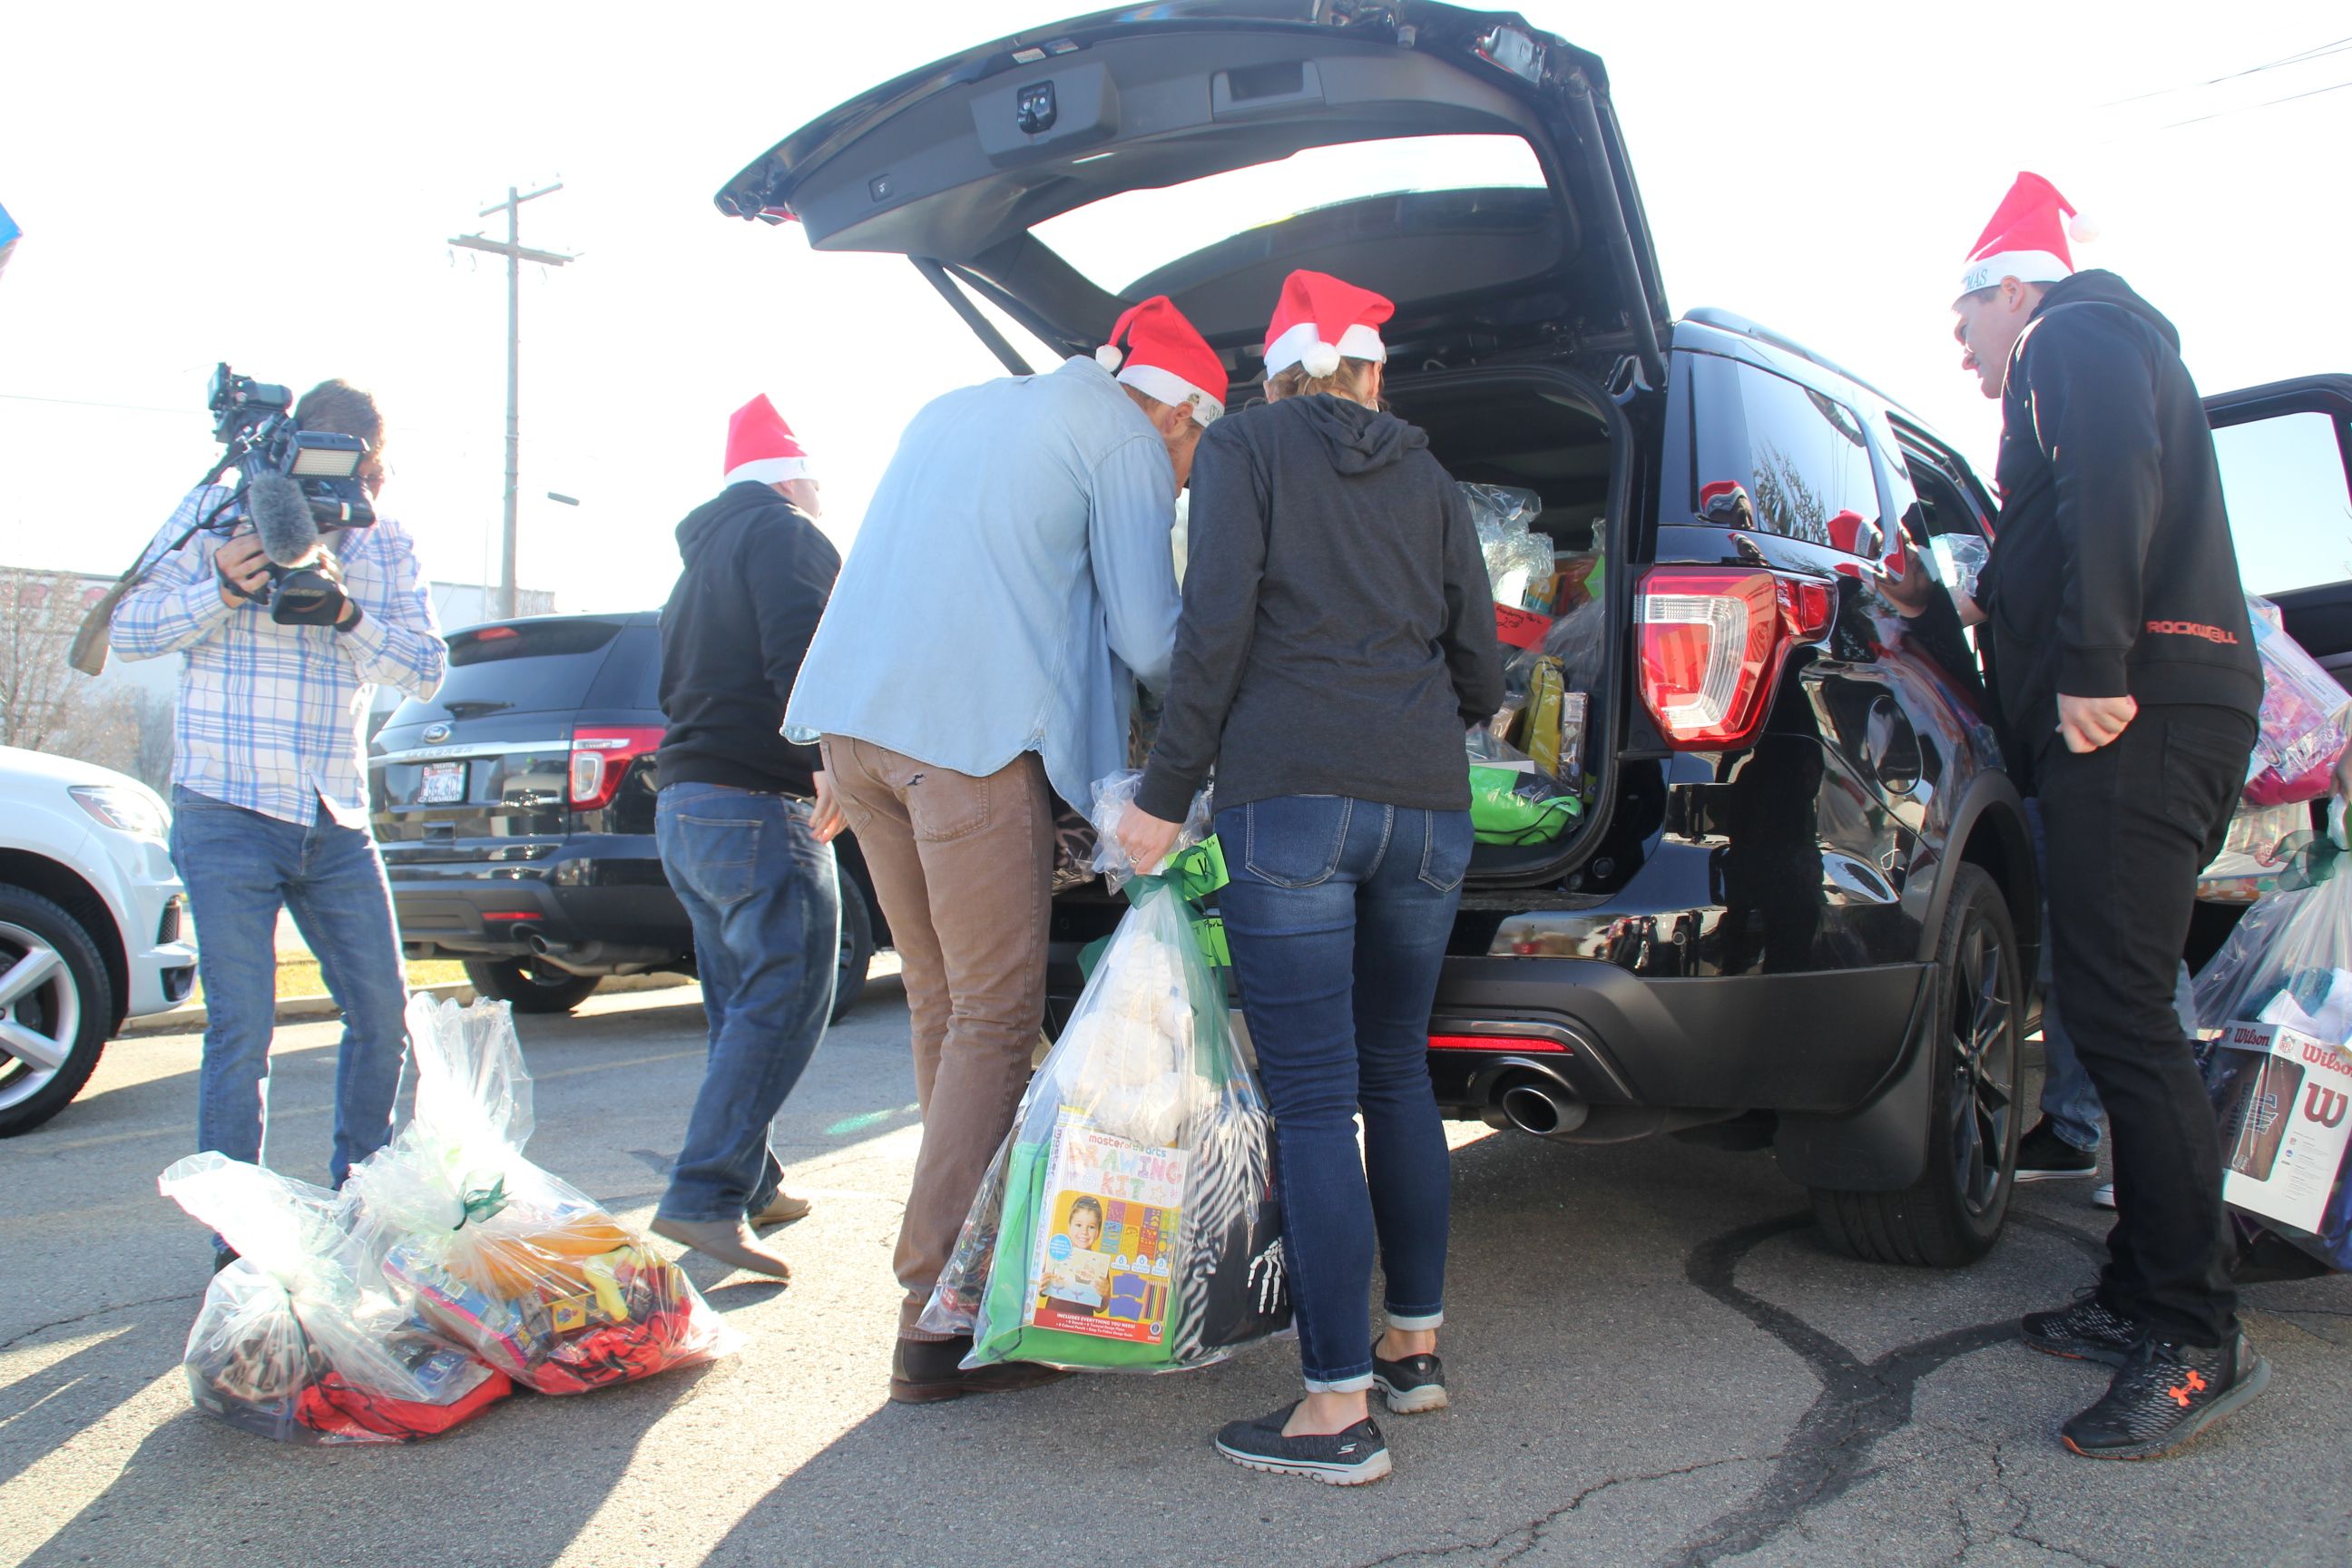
<box><xmin>1031</xmin><ymin>132</ymin><xmax>1551</xmax><ymax>295</ymax></box>
<box><xmin>413</xmin><ymin>620</ymin><xmax>624</xmax><ymax>719</ymax></box>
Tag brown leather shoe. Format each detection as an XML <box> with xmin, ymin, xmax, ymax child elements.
<box><xmin>748</xmin><ymin>1191</ymin><xmax>814</xmax><ymax>1228</ymax></box>
<box><xmin>889</xmin><ymin>1335</ymin><xmax>1071</xmax><ymax>1404</ymax></box>
<box><xmin>649</xmin><ymin>1217</ymin><xmax>790</xmax><ymax>1280</ymax></box>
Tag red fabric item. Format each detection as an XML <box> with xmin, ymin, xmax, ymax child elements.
<box><xmin>1261</xmin><ymin>269</ymin><xmax>1395</xmax><ymax>377</ymax></box>
<box><xmin>723</xmin><ymin>394</ymin><xmax>812</xmax><ymax>485</ymax></box>
<box><xmin>294</xmin><ymin>1367</ymin><xmax>513</xmax><ymax>1441</ymax></box>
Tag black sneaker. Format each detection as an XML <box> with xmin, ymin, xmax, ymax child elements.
<box><xmin>2022</xmin><ymin>1288</ymin><xmax>2146</xmax><ymax>1367</ymax></box>
<box><xmin>1214</xmin><ymin>1403</ymin><xmax>1391</xmax><ymax>1485</ymax></box>
<box><xmin>1371</xmin><ymin>1340</ymin><xmax>1449</xmax><ymax>1414</ymax></box>
<box><xmin>2014</xmin><ymin>1118</ymin><xmax>2098</xmax><ymax>1181</ymax></box>
<box><xmin>888</xmin><ymin>1336</ymin><xmax>1071</xmax><ymax>1405</ymax></box>
<box><xmin>2062</xmin><ymin>1333</ymin><xmax>2269</xmax><ymax>1460</ymax></box>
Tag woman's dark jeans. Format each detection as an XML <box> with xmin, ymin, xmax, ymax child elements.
<box><xmin>1216</xmin><ymin>795</ymin><xmax>1472</xmax><ymax>1392</ymax></box>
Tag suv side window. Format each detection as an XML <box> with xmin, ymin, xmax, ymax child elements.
<box><xmin>2210</xmin><ymin>407</ymin><xmax>2352</xmax><ymax>597</ymax></box>
<box><xmin>1690</xmin><ymin>354</ymin><xmax>1884</xmax><ymax>556</ymax></box>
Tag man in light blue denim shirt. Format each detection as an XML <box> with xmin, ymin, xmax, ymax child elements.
<box><xmin>787</xmin><ymin>297</ymin><xmax>1228</xmax><ymax>1401</ymax></box>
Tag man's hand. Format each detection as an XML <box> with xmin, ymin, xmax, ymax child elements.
<box><xmin>2057</xmin><ymin>692</ymin><xmax>2138</xmax><ymax>753</ymax></box>
<box><xmin>1114</xmin><ymin>802</ymin><xmax>1183</xmax><ymax>875</ymax></box>
<box><xmin>809</xmin><ymin>770</ymin><xmax>848</xmax><ymax>845</ymax></box>
<box><xmin>215</xmin><ymin>531</ymin><xmax>270</xmax><ymax>606</ymax></box>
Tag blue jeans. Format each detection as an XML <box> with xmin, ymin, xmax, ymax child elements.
<box><xmin>1216</xmin><ymin>796</ymin><xmax>1472</xmax><ymax>1393</ymax></box>
<box><xmin>654</xmin><ymin>783</ymin><xmax>839</xmax><ymax>1223</ymax></box>
<box><xmin>2028</xmin><ymin>798</ymin><xmax>2200</xmax><ymax>1153</ymax></box>
<box><xmin>168</xmin><ymin>788</ymin><xmax>410</xmax><ymax>1187</ymax></box>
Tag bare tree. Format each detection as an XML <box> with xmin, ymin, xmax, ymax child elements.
<box><xmin>0</xmin><ymin>569</ymin><xmax>143</xmax><ymax>771</ymax></box>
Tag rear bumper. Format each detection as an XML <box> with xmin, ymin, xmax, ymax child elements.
<box><xmin>385</xmin><ymin>839</ymin><xmax>689</xmax><ymax>966</ymax></box>
<box><xmin>1424</xmin><ymin>955</ymin><xmax>1929</xmax><ymax>1116</ymax></box>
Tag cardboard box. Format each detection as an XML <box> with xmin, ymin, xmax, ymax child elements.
<box><xmin>2211</xmin><ymin>1020</ymin><xmax>2352</xmax><ymax>1233</ymax></box>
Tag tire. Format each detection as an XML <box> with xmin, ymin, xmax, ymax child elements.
<box><xmin>0</xmin><ymin>886</ymin><xmax>117</xmax><ymax>1137</ymax></box>
<box><xmin>462</xmin><ymin>957</ymin><xmax>604</xmax><ymax>1014</ymax></box>
<box><xmin>1810</xmin><ymin>864</ymin><xmax>2024</xmax><ymax>1267</ymax></box>
<box><xmin>833</xmin><ymin>869</ymin><xmax>877</xmax><ymax>1023</ymax></box>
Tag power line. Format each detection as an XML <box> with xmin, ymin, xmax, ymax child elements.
<box><xmin>2097</xmin><ymin>34</ymin><xmax>2352</xmax><ymax>109</ymax></box>
<box><xmin>2160</xmin><ymin>74</ymin><xmax>2352</xmax><ymax>131</ymax></box>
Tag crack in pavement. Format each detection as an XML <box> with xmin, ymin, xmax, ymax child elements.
<box><xmin>0</xmin><ymin>1291</ymin><xmax>201</xmax><ymax>1357</ymax></box>
<box><xmin>1659</xmin><ymin>1213</ymin><xmax>2020</xmax><ymax>1568</ymax></box>
<box><xmin>1347</xmin><ymin>1454</ymin><xmax>1779</xmax><ymax>1568</ymax></box>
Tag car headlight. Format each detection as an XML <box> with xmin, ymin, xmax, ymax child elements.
<box><xmin>70</xmin><ymin>783</ymin><xmax>170</xmax><ymax>843</ymax></box>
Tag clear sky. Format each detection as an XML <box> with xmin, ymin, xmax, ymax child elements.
<box><xmin>4</xmin><ymin>1</ymin><xmax>2347</xmax><ymax>612</ymax></box>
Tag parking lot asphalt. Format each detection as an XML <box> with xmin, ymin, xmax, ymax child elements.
<box><xmin>4</xmin><ymin>980</ymin><xmax>2347</xmax><ymax>1568</ymax></box>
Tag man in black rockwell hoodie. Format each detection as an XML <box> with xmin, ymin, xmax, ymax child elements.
<box><xmin>1949</xmin><ymin>175</ymin><xmax>2266</xmax><ymax>1459</ymax></box>
<box><xmin>644</xmin><ymin>396</ymin><xmax>843</xmax><ymax>1281</ymax></box>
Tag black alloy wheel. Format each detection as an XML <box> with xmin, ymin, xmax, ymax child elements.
<box><xmin>1811</xmin><ymin>864</ymin><xmax>2024</xmax><ymax>1266</ymax></box>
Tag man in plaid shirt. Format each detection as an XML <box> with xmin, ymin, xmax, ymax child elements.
<box><xmin>112</xmin><ymin>382</ymin><xmax>444</xmax><ymax>1257</ymax></box>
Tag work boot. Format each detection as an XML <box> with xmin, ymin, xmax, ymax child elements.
<box><xmin>649</xmin><ymin>1217</ymin><xmax>790</xmax><ymax>1280</ymax></box>
<box><xmin>748</xmin><ymin>1191</ymin><xmax>814</xmax><ymax>1228</ymax></box>
<box><xmin>888</xmin><ymin>1335</ymin><xmax>1070</xmax><ymax>1404</ymax></box>
<box><xmin>2062</xmin><ymin>1333</ymin><xmax>2269</xmax><ymax>1460</ymax></box>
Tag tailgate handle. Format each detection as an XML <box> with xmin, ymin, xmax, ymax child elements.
<box><xmin>1212</xmin><ymin>61</ymin><xmax>1324</xmax><ymax>119</ymax></box>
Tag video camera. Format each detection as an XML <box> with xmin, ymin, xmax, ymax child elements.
<box><xmin>201</xmin><ymin>364</ymin><xmax>377</xmax><ymax>625</ymax></box>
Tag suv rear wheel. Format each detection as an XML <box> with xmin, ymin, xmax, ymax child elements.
<box><xmin>463</xmin><ymin>956</ymin><xmax>605</xmax><ymax>1014</ymax></box>
<box><xmin>1810</xmin><ymin>865</ymin><xmax>2022</xmax><ymax>1267</ymax></box>
<box><xmin>0</xmin><ymin>887</ymin><xmax>115</xmax><ymax>1137</ymax></box>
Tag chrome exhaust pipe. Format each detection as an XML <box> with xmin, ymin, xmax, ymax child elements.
<box><xmin>1497</xmin><ymin>1079</ymin><xmax>1588</xmax><ymax>1138</ymax></box>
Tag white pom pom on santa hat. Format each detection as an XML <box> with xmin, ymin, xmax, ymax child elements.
<box><xmin>2067</xmin><ymin>210</ymin><xmax>2100</xmax><ymax>244</ymax></box>
<box><xmin>1302</xmin><ymin>341</ymin><xmax>1342</xmax><ymax>378</ymax></box>
<box><xmin>1095</xmin><ymin>343</ymin><xmax>1124</xmax><ymax>372</ymax></box>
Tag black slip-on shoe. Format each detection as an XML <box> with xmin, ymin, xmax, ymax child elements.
<box><xmin>888</xmin><ymin>1335</ymin><xmax>1071</xmax><ymax>1405</ymax></box>
<box><xmin>1214</xmin><ymin>1403</ymin><xmax>1392</xmax><ymax>1485</ymax></box>
<box><xmin>2062</xmin><ymin>1333</ymin><xmax>2269</xmax><ymax>1460</ymax></box>
<box><xmin>2022</xmin><ymin>1289</ymin><xmax>2147</xmax><ymax>1367</ymax></box>
<box><xmin>212</xmin><ymin>1245</ymin><xmax>240</xmax><ymax>1276</ymax></box>
<box><xmin>1371</xmin><ymin>1341</ymin><xmax>1448</xmax><ymax>1414</ymax></box>
<box><xmin>2014</xmin><ymin>1118</ymin><xmax>2098</xmax><ymax>1181</ymax></box>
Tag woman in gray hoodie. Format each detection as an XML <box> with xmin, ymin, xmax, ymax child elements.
<box><xmin>1118</xmin><ymin>270</ymin><xmax>1504</xmax><ymax>1485</ymax></box>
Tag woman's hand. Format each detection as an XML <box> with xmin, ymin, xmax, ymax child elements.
<box><xmin>1114</xmin><ymin>803</ymin><xmax>1183</xmax><ymax>874</ymax></box>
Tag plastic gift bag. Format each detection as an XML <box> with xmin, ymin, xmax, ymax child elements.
<box><xmin>159</xmin><ymin>1152</ymin><xmax>511</xmax><ymax>1444</ymax></box>
<box><xmin>346</xmin><ymin>995</ymin><xmax>740</xmax><ymax>1394</ymax></box>
<box><xmin>2193</xmin><ymin>801</ymin><xmax>2352</xmax><ymax>1034</ymax></box>
<box><xmin>918</xmin><ymin>881</ymin><xmax>1288</xmax><ymax>1371</ymax></box>
<box><xmin>2197</xmin><ymin>800</ymin><xmax>2314</xmax><ymax>905</ymax></box>
<box><xmin>1090</xmin><ymin>769</ymin><xmax>1214</xmax><ymax>894</ymax></box>
<box><xmin>1467</xmin><ymin>729</ymin><xmax>1583</xmax><ymax>846</ymax></box>
<box><xmin>1465</xmin><ymin>483</ymin><xmax>1553</xmax><ymax>612</ymax></box>
<box><xmin>2245</xmin><ymin>596</ymin><xmax>2350</xmax><ymax>808</ymax></box>
<box><xmin>1926</xmin><ymin>534</ymin><xmax>1989</xmax><ymax>603</ymax></box>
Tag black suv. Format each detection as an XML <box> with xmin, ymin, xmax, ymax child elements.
<box><xmin>719</xmin><ymin>3</ymin><xmax>2352</xmax><ymax>1264</ymax></box>
<box><xmin>368</xmin><ymin>612</ymin><xmax>887</xmax><ymax>1017</ymax></box>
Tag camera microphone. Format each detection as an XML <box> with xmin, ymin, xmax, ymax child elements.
<box><xmin>249</xmin><ymin>473</ymin><xmax>319</xmax><ymax>566</ymax></box>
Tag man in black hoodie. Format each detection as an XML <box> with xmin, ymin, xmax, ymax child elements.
<box><xmin>1951</xmin><ymin>175</ymin><xmax>2266</xmax><ymax>1459</ymax></box>
<box><xmin>645</xmin><ymin>396</ymin><xmax>843</xmax><ymax>1280</ymax></box>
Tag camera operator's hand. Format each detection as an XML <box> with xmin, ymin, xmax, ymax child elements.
<box><xmin>215</xmin><ymin>531</ymin><xmax>270</xmax><ymax>606</ymax></box>
<box><xmin>300</xmin><ymin>551</ymin><xmax>366</xmax><ymax>630</ymax></box>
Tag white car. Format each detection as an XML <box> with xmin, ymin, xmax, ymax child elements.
<box><xmin>0</xmin><ymin>746</ymin><xmax>197</xmax><ymax>1133</ymax></box>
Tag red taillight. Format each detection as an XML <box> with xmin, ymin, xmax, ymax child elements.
<box><xmin>568</xmin><ymin>725</ymin><xmax>665</xmax><ymax>809</ymax></box>
<box><xmin>1637</xmin><ymin>568</ymin><xmax>1831</xmax><ymax>750</ymax></box>
<box><xmin>472</xmin><ymin>625</ymin><xmax>520</xmax><ymax>642</ymax></box>
<box><xmin>1428</xmin><ymin>1033</ymin><xmax>1571</xmax><ymax>1054</ymax></box>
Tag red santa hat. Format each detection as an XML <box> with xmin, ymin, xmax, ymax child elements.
<box><xmin>1262</xmin><ymin>269</ymin><xmax>1393</xmax><ymax>379</ymax></box>
<box><xmin>722</xmin><ymin>394</ymin><xmax>812</xmax><ymax>487</ymax></box>
<box><xmin>1957</xmin><ymin>172</ymin><xmax>2098</xmax><ymax>301</ymax></box>
<box><xmin>1095</xmin><ymin>296</ymin><xmax>1228</xmax><ymax>426</ymax></box>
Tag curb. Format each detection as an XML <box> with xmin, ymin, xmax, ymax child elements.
<box><xmin>122</xmin><ymin>971</ymin><xmax>693</xmax><ymax>1037</ymax></box>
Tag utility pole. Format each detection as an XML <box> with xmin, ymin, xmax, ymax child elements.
<box><xmin>450</xmin><ymin>182</ymin><xmax>573</xmax><ymax>619</ymax></box>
